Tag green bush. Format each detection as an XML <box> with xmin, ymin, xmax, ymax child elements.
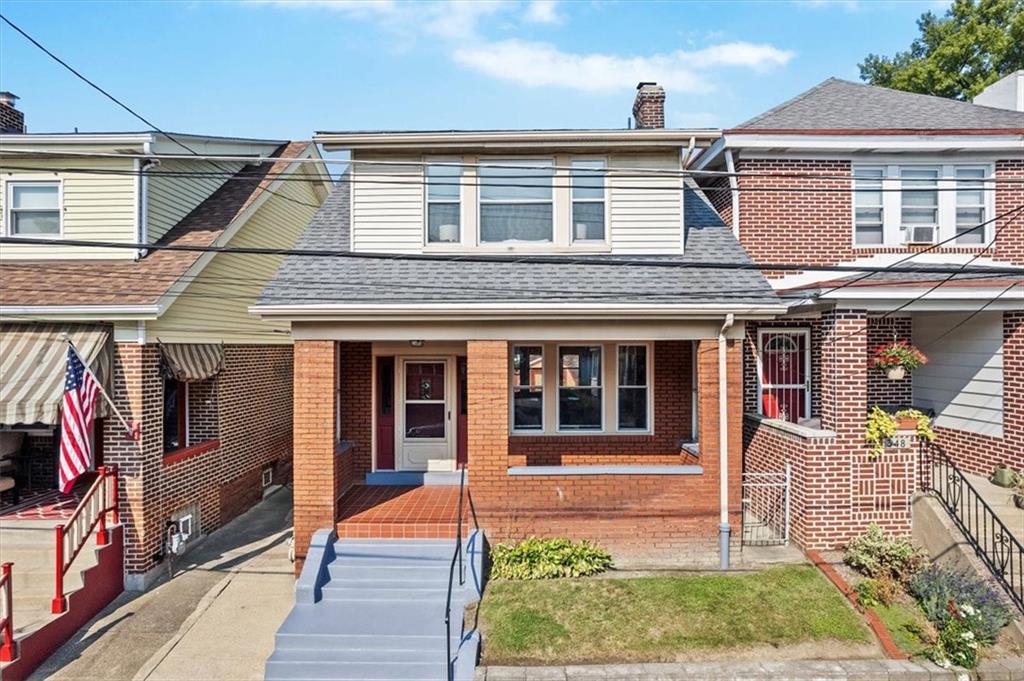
<box><xmin>490</xmin><ymin>537</ymin><xmax>612</xmax><ymax>580</ymax></box>
<box><xmin>855</xmin><ymin>577</ymin><xmax>900</xmax><ymax>608</ymax></box>
<box><xmin>844</xmin><ymin>524</ymin><xmax>927</xmax><ymax>584</ymax></box>
<box><xmin>909</xmin><ymin>565</ymin><xmax>1015</xmax><ymax>644</ymax></box>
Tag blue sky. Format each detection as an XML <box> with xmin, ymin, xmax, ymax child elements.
<box><xmin>1</xmin><ymin>0</ymin><xmax>948</xmax><ymax>140</ymax></box>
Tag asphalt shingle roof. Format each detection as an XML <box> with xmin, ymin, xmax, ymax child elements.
<box><xmin>259</xmin><ymin>179</ymin><xmax>780</xmax><ymax>309</ymax></box>
<box><xmin>733</xmin><ymin>78</ymin><xmax>1024</xmax><ymax>131</ymax></box>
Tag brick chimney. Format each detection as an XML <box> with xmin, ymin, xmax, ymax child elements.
<box><xmin>0</xmin><ymin>92</ymin><xmax>25</xmax><ymax>133</ymax></box>
<box><xmin>632</xmin><ymin>82</ymin><xmax>665</xmax><ymax>129</ymax></box>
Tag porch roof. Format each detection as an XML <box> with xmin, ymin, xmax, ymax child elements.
<box><xmin>255</xmin><ymin>182</ymin><xmax>782</xmax><ymax>316</ymax></box>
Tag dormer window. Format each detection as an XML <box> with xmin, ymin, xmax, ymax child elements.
<box><xmin>6</xmin><ymin>181</ymin><xmax>61</xmax><ymax>236</ymax></box>
<box><xmin>570</xmin><ymin>159</ymin><xmax>607</xmax><ymax>242</ymax></box>
<box><xmin>426</xmin><ymin>161</ymin><xmax>461</xmax><ymax>244</ymax></box>
<box><xmin>479</xmin><ymin>159</ymin><xmax>554</xmax><ymax>243</ymax></box>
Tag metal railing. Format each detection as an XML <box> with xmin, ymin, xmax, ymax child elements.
<box><xmin>0</xmin><ymin>562</ymin><xmax>15</xmax><ymax>662</ymax></box>
<box><xmin>741</xmin><ymin>464</ymin><xmax>791</xmax><ymax>546</ymax></box>
<box><xmin>925</xmin><ymin>443</ymin><xmax>1023</xmax><ymax>613</ymax></box>
<box><xmin>444</xmin><ymin>467</ymin><xmax>479</xmax><ymax>681</ymax></box>
<box><xmin>52</xmin><ymin>465</ymin><xmax>120</xmax><ymax>614</ymax></box>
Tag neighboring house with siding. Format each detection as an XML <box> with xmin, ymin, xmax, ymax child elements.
<box><xmin>693</xmin><ymin>75</ymin><xmax>1024</xmax><ymax>550</ymax></box>
<box><xmin>0</xmin><ymin>94</ymin><xmax>331</xmax><ymax>590</ymax></box>
<box><xmin>255</xmin><ymin>84</ymin><xmax>786</xmax><ymax>574</ymax></box>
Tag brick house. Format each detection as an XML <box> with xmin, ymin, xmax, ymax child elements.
<box><xmin>0</xmin><ymin>94</ymin><xmax>332</xmax><ymax>589</ymax></box>
<box><xmin>256</xmin><ymin>84</ymin><xmax>786</xmax><ymax>572</ymax></box>
<box><xmin>694</xmin><ymin>75</ymin><xmax>1024</xmax><ymax>549</ymax></box>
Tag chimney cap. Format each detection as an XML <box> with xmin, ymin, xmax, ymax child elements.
<box><xmin>0</xmin><ymin>91</ymin><xmax>19</xmax><ymax>107</ymax></box>
<box><xmin>636</xmin><ymin>81</ymin><xmax>660</xmax><ymax>90</ymax></box>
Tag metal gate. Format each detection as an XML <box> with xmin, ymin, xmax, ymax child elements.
<box><xmin>741</xmin><ymin>464</ymin><xmax>791</xmax><ymax>546</ymax></box>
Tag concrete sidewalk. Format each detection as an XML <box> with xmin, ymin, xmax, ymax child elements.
<box><xmin>30</xmin><ymin>487</ymin><xmax>296</xmax><ymax>681</ymax></box>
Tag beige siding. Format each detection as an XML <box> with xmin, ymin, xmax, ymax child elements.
<box><xmin>348</xmin><ymin>151</ymin><xmax>683</xmax><ymax>254</ymax></box>
<box><xmin>0</xmin><ymin>156</ymin><xmax>138</xmax><ymax>260</ymax></box>
<box><xmin>912</xmin><ymin>311</ymin><xmax>1003</xmax><ymax>437</ymax></box>
<box><xmin>146</xmin><ymin>159</ymin><xmax>245</xmax><ymax>242</ymax></box>
<box><xmin>147</xmin><ymin>167</ymin><xmax>324</xmax><ymax>344</ymax></box>
<box><xmin>350</xmin><ymin>156</ymin><xmax>424</xmax><ymax>253</ymax></box>
<box><xmin>608</xmin><ymin>153</ymin><xmax>683</xmax><ymax>254</ymax></box>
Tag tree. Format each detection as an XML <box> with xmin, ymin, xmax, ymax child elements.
<box><xmin>859</xmin><ymin>0</ymin><xmax>1024</xmax><ymax>100</ymax></box>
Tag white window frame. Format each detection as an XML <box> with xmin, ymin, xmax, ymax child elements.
<box><xmin>899</xmin><ymin>165</ymin><xmax>940</xmax><ymax>239</ymax></box>
<box><xmin>510</xmin><ymin>345</ymin><xmax>545</xmax><ymax>434</ymax></box>
<box><xmin>423</xmin><ymin>156</ymin><xmax>462</xmax><ymax>246</ymax></box>
<box><xmin>851</xmin><ymin>163</ymin><xmax>996</xmax><ymax>248</ymax></box>
<box><xmin>556</xmin><ymin>344</ymin><xmax>604</xmax><ymax>433</ymax></box>
<box><xmin>852</xmin><ymin>166</ymin><xmax>885</xmax><ymax>246</ymax></box>
<box><xmin>614</xmin><ymin>343</ymin><xmax>653</xmax><ymax>433</ymax></box>
<box><xmin>954</xmin><ymin>166</ymin><xmax>989</xmax><ymax>245</ymax></box>
<box><xmin>755</xmin><ymin>328</ymin><xmax>811</xmax><ymax>421</ymax></box>
<box><xmin>477</xmin><ymin>157</ymin><xmax>555</xmax><ymax>244</ymax></box>
<box><xmin>4</xmin><ymin>179</ymin><xmax>63</xmax><ymax>238</ymax></box>
<box><xmin>569</xmin><ymin>156</ymin><xmax>609</xmax><ymax>244</ymax></box>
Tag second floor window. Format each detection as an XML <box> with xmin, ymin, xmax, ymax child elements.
<box><xmin>479</xmin><ymin>160</ymin><xmax>553</xmax><ymax>243</ymax></box>
<box><xmin>854</xmin><ymin>167</ymin><xmax>884</xmax><ymax>245</ymax></box>
<box><xmin>6</xmin><ymin>181</ymin><xmax>60</xmax><ymax>236</ymax></box>
<box><xmin>900</xmin><ymin>167</ymin><xmax>939</xmax><ymax>235</ymax></box>
<box><xmin>426</xmin><ymin>162</ymin><xmax>461</xmax><ymax>244</ymax></box>
<box><xmin>571</xmin><ymin>159</ymin><xmax>606</xmax><ymax>242</ymax></box>
<box><xmin>955</xmin><ymin>168</ymin><xmax>986</xmax><ymax>245</ymax></box>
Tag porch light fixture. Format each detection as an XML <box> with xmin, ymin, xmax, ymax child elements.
<box><xmin>409</xmin><ymin>340</ymin><xmax>425</xmax><ymax>347</ymax></box>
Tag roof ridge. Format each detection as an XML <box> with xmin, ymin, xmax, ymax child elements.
<box><xmin>733</xmin><ymin>77</ymin><xmax>844</xmax><ymax>129</ymax></box>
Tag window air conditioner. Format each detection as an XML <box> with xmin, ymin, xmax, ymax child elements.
<box><xmin>904</xmin><ymin>225</ymin><xmax>937</xmax><ymax>245</ymax></box>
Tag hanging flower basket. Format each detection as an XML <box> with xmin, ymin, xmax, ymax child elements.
<box><xmin>872</xmin><ymin>340</ymin><xmax>928</xmax><ymax>379</ymax></box>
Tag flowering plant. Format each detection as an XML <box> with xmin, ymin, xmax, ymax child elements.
<box><xmin>872</xmin><ymin>340</ymin><xmax>928</xmax><ymax>372</ymax></box>
<box><xmin>929</xmin><ymin>600</ymin><xmax>982</xmax><ymax>669</ymax></box>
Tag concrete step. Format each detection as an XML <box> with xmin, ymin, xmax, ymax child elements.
<box><xmin>265</xmin><ymin>659</ymin><xmax>450</xmax><ymax>680</ymax></box>
<box><xmin>327</xmin><ymin>563</ymin><xmax>451</xmax><ymax>583</ymax></box>
<box><xmin>320</xmin><ymin>586</ymin><xmax>450</xmax><ymax>601</ymax></box>
<box><xmin>268</xmin><ymin>647</ymin><xmax>447</xmax><ymax>664</ymax></box>
<box><xmin>278</xmin><ymin>600</ymin><xmax>454</xmax><ymax>636</ymax></box>
<box><xmin>275</xmin><ymin>632</ymin><xmax>464</xmax><ymax>653</ymax></box>
<box><xmin>332</xmin><ymin>541</ymin><xmax>459</xmax><ymax>562</ymax></box>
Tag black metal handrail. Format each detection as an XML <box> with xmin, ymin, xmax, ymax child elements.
<box><xmin>924</xmin><ymin>442</ymin><xmax>1023</xmax><ymax>613</ymax></box>
<box><xmin>444</xmin><ymin>467</ymin><xmax>479</xmax><ymax>681</ymax></box>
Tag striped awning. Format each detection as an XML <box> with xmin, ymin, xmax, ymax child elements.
<box><xmin>160</xmin><ymin>343</ymin><xmax>224</xmax><ymax>382</ymax></box>
<box><xmin>0</xmin><ymin>323</ymin><xmax>111</xmax><ymax>426</ymax></box>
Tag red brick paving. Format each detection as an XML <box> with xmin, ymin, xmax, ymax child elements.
<box><xmin>335</xmin><ymin>485</ymin><xmax>464</xmax><ymax>539</ymax></box>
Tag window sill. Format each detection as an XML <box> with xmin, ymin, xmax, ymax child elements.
<box><xmin>508</xmin><ymin>464</ymin><xmax>703</xmax><ymax>476</ymax></box>
<box><xmin>745</xmin><ymin>413</ymin><xmax>835</xmax><ymax>440</ymax></box>
<box><xmin>335</xmin><ymin>440</ymin><xmax>355</xmax><ymax>456</ymax></box>
<box><xmin>163</xmin><ymin>439</ymin><xmax>220</xmax><ymax>466</ymax></box>
<box><xmin>422</xmin><ymin>243</ymin><xmax>612</xmax><ymax>255</ymax></box>
<box><xmin>510</xmin><ymin>432</ymin><xmax>655</xmax><ymax>441</ymax></box>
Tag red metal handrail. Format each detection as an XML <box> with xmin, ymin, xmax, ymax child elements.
<box><xmin>52</xmin><ymin>465</ymin><xmax>119</xmax><ymax>614</ymax></box>
<box><xmin>0</xmin><ymin>562</ymin><xmax>15</xmax><ymax>662</ymax></box>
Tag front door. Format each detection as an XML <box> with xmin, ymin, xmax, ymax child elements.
<box><xmin>397</xmin><ymin>358</ymin><xmax>454</xmax><ymax>471</ymax></box>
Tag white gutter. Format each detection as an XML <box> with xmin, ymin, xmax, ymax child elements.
<box><xmin>718</xmin><ymin>313</ymin><xmax>735</xmax><ymax>570</ymax></box>
<box><xmin>724</xmin><ymin>150</ymin><xmax>740</xmax><ymax>238</ymax></box>
<box><xmin>0</xmin><ymin>304</ymin><xmax>161</xmax><ymax>320</ymax></box>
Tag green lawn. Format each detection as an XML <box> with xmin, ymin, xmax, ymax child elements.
<box><xmin>478</xmin><ymin>565</ymin><xmax>872</xmax><ymax>665</ymax></box>
<box><xmin>873</xmin><ymin>598</ymin><xmax>934</xmax><ymax>658</ymax></box>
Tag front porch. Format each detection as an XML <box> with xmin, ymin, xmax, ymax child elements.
<box><xmin>291</xmin><ymin>331</ymin><xmax>745</xmax><ymax>571</ymax></box>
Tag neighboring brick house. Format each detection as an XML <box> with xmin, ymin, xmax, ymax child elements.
<box><xmin>694</xmin><ymin>75</ymin><xmax>1024</xmax><ymax>549</ymax></box>
<box><xmin>256</xmin><ymin>84</ymin><xmax>786</xmax><ymax>572</ymax></box>
<box><xmin>0</xmin><ymin>95</ymin><xmax>331</xmax><ymax>589</ymax></box>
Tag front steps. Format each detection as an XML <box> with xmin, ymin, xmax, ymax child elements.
<box><xmin>266</xmin><ymin>531</ymin><xmax>485</xmax><ymax>681</ymax></box>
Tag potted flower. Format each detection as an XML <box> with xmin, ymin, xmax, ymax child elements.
<box><xmin>1012</xmin><ymin>477</ymin><xmax>1024</xmax><ymax>510</ymax></box>
<box><xmin>894</xmin><ymin>408</ymin><xmax>936</xmax><ymax>442</ymax></box>
<box><xmin>872</xmin><ymin>340</ymin><xmax>928</xmax><ymax>380</ymax></box>
<box><xmin>991</xmin><ymin>464</ymin><xmax>1017</xmax><ymax>488</ymax></box>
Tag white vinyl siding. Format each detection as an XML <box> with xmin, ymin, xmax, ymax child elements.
<box><xmin>0</xmin><ymin>156</ymin><xmax>138</xmax><ymax>260</ymax></box>
<box><xmin>912</xmin><ymin>311</ymin><xmax>1003</xmax><ymax>437</ymax></box>
<box><xmin>146</xmin><ymin>159</ymin><xmax>244</xmax><ymax>242</ymax></box>
<box><xmin>146</xmin><ymin>167</ymin><xmax>324</xmax><ymax>344</ymax></box>
<box><xmin>349</xmin><ymin>151</ymin><xmax>683</xmax><ymax>254</ymax></box>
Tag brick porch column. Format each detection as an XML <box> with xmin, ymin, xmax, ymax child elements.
<box><xmin>819</xmin><ymin>309</ymin><xmax>868</xmax><ymax>436</ymax></box>
<box><xmin>466</xmin><ymin>341</ymin><xmax>509</xmax><ymax>524</ymax></box>
<box><xmin>292</xmin><ymin>340</ymin><xmax>338</xmax><ymax>574</ymax></box>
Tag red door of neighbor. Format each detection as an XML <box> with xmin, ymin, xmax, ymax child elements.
<box><xmin>375</xmin><ymin>356</ymin><xmax>395</xmax><ymax>470</ymax></box>
<box><xmin>759</xmin><ymin>330</ymin><xmax>809</xmax><ymax>423</ymax></box>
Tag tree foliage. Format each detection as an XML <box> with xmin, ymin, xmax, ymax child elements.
<box><xmin>859</xmin><ymin>0</ymin><xmax>1024</xmax><ymax>100</ymax></box>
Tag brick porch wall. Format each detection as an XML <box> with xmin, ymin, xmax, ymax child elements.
<box><xmin>104</xmin><ymin>343</ymin><xmax>293</xmax><ymax>583</ymax></box>
<box><xmin>469</xmin><ymin>339</ymin><xmax>742</xmax><ymax>562</ymax></box>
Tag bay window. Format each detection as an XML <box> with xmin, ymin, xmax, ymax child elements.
<box><xmin>617</xmin><ymin>345</ymin><xmax>648</xmax><ymax>430</ymax></box>
<box><xmin>426</xmin><ymin>161</ymin><xmax>461</xmax><ymax>244</ymax></box>
<box><xmin>479</xmin><ymin>160</ymin><xmax>553</xmax><ymax>243</ymax></box>
<box><xmin>570</xmin><ymin>159</ymin><xmax>606</xmax><ymax>242</ymax></box>
<box><xmin>558</xmin><ymin>346</ymin><xmax>602</xmax><ymax>430</ymax></box>
<box><xmin>511</xmin><ymin>346</ymin><xmax>544</xmax><ymax>431</ymax></box>
<box><xmin>6</xmin><ymin>181</ymin><xmax>61</xmax><ymax>236</ymax></box>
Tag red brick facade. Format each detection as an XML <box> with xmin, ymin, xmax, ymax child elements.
<box><xmin>103</xmin><ymin>343</ymin><xmax>293</xmax><ymax>584</ymax></box>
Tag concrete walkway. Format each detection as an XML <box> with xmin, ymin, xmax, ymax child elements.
<box><xmin>29</xmin><ymin>487</ymin><xmax>295</xmax><ymax>681</ymax></box>
<box><xmin>964</xmin><ymin>472</ymin><xmax>1023</xmax><ymax>545</ymax></box>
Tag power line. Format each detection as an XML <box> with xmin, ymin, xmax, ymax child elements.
<box><xmin>0</xmin><ymin>13</ymin><xmax>324</xmax><ymax>211</ymax></box>
<box><xmin>3</xmin><ymin>234</ymin><xmax>1023</xmax><ymax>276</ymax></box>
<box><xmin>919</xmin><ymin>282</ymin><xmax>1020</xmax><ymax>351</ymax></box>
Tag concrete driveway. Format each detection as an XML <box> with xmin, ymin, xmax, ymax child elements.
<box><xmin>30</xmin><ymin>487</ymin><xmax>296</xmax><ymax>681</ymax></box>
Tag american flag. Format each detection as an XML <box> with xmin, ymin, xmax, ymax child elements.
<box><xmin>59</xmin><ymin>347</ymin><xmax>101</xmax><ymax>494</ymax></box>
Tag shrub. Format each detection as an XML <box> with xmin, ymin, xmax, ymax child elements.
<box><xmin>490</xmin><ymin>537</ymin><xmax>612</xmax><ymax>580</ymax></box>
<box><xmin>844</xmin><ymin>524</ymin><xmax>927</xmax><ymax>584</ymax></box>
<box><xmin>855</xmin><ymin>577</ymin><xmax>900</xmax><ymax>608</ymax></box>
<box><xmin>909</xmin><ymin>565</ymin><xmax>1016</xmax><ymax>644</ymax></box>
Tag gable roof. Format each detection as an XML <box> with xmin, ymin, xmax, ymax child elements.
<box><xmin>0</xmin><ymin>141</ymin><xmax>312</xmax><ymax>308</ymax></box>
<box><xmin>256</xmin><ymin>179</ymin><xmax>781</xmax><ymax>315</ymax></box>
<box><xmin>731</xmin><ymin>78</ymin><xmax>1024</xmax><ymax>132</ymax></box>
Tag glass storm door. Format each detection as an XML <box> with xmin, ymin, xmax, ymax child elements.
<box><xmin>398</xmin><ymin>359</ymin><xmax>454</xmax><ymax>471</ymax></box>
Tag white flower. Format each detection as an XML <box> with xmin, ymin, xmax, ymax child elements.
<box><xmin>961</xmin><ymin>631</ymin><xmax>974</xmax><ymax>640</ymax></box>
<box><xmin>959</xmin><ymin>604</ymin><xmax>976</xmax><ymax>616</ymax></box>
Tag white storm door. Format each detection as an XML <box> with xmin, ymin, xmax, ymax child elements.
<box><xmin>397</xmin><ymin>358</ymin><xmax>454</xmax><ymax>471</ymax></box>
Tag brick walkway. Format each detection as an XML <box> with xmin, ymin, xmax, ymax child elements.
<box><xmin>335</xmin><ymin>484</ymin><xmax>464</xmax><ymax>539</ymax></box>
<box><xmin>476</xmin><ymin>658</ymin><xmax>1024</xmax><ymax>680</ymax></box>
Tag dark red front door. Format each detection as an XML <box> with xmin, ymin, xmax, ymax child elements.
<box><xmin>375</xmin><ymin>356</ymin><xmax>395</xmax><ymax>470</ymax></box>
<box><xmin>760</xmin><ymin>330</ymin><xmax>808</xmax><ymax>423</ymax></box>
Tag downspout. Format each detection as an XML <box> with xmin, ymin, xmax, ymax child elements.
<box><xmin>136</xmin><ymin>141</ymin><xmax>160</xmax><ymax>259</ymax></box>
<box><xmin>718</xmin><ymin>313</ymin><xmax>735</xmax><ymax>570</ymax></box>
<box><xmin>724</xmin><ymin>149</ymin><xmax>740</xmax><ymax>239</ymax></box>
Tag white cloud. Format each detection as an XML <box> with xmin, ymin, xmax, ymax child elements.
<box><xmin>452</xmin><ymin>39</ymin><xmax>794</xmax><ymax>93</ymax></box>
<box><xmin>524</xmin><ymin>0</ymin><xmax>563</xmax><ymax>24</ymax></box>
